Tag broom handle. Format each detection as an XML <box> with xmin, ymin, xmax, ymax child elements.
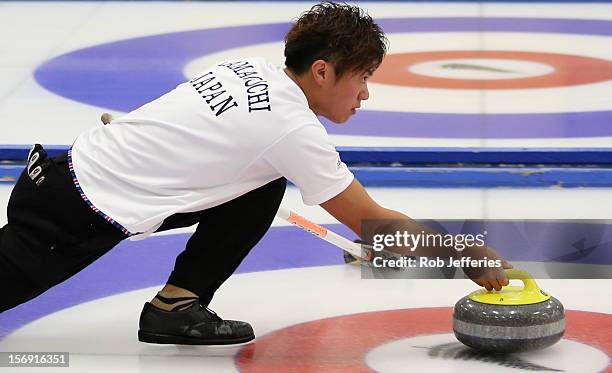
<box><xmin>276</xmin><ymin>207</ymin><xmax>373</xmax><ymax>261</ymax></box>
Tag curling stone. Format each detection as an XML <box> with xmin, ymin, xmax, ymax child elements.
<box><xmin>453</xmin><ymin>269</ymin><xmax>565</xmax><ymax>353</ymax></box>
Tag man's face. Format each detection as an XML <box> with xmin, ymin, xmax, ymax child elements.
<box><xmin>319</xmin><ymin>67</ymin><xmax>373</xmax><ymax>124</ymax></box>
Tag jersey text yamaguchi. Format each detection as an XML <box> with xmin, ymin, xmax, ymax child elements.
<box><xmin>218</xmin><ymin>60</ymin><xmax>272</xmax><ymax>113</ymax></box>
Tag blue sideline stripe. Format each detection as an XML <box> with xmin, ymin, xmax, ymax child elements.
<box><xmin>350</xmin><ymin>167</ymin><xmax>612</xmax><ymax>188</ymax></box>
<box><xmin>0</xmin><ymin>165</ymin><xmax>22</xmax><ymax>184</ymax></box>
<box><xmin>3</xmin><ymin>145</ymin><xmax>612</xmax><ymax>165</ymax></box>
<box><xmin>2</xmin><ymin>164</ymin><xmax>611</xmax><ymax>187</ymax></box>
<box><xmin>0</xmin><ymin>145</ymin><xmax>69</xmax><ymax>161</ymax></box>
<box><xmin>338</xmin><ymin>147</ymin><xmax>612</xmax><ymax>165</ymax></box>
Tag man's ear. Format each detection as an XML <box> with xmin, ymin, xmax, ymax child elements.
<box><xmin>311</xmin><ymin>59</ymin><xmax>332</xmax><ymax>86</ymax></box>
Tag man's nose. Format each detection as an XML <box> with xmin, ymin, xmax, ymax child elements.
<box><xmin>360</xmin><ymin>84</ymin><xmax>369</xmax><ymax>101</ymax></box>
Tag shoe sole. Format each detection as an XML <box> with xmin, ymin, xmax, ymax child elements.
<box><xmin>138</xmin><ymin>330</ymin><xmax>255</xmax><ymax>345</ymax></box>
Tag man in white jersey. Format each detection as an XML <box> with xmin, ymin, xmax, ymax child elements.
<box><xmin>0</xmin><ymin>2</ymin><xmax>510</xmax><ymax>345</ymax></box>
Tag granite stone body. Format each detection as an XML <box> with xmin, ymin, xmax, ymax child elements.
<box><xmin>453</xmin><ymin>296</ymin><xmax>565</xmax><ymax>353</ymax></box>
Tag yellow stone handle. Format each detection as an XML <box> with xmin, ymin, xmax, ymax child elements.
<box><xmin>505</xmin><ymin>269</ymin><xmax>541</xmax><ymax>294</ymax></box>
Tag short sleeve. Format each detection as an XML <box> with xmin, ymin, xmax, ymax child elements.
<box><xmin>263</xmin><ymin>125</ymin><xmax>354</xmax><ymax>205</ymax></box>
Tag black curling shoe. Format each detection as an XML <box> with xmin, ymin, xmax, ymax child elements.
<box><xmin>138</xmin><ymin>301</ymin><xmax>255</xmax><ymax>345</ymax></box>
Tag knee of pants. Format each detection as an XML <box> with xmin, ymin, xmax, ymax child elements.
<box><xmin>0</xmin><ymin>254</ymin><xmax>42</xmax><ymax>313</ymax></box>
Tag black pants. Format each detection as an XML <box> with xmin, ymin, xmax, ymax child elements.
<box><xmin>0</xmin><ymin>152</ymin><xmax>286</xmax><ymax>313</ymax></box>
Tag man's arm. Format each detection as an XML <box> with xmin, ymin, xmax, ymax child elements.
<box><xmin>320</xmin><ymin>179</ymin><xmax>511</xmax><ymax>291</ymax></box>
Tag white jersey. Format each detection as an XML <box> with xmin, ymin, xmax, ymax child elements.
<box><xmin>70</xmin><ymin>57</ymin><xmax>354</xmax><ymax>237</ymax></box>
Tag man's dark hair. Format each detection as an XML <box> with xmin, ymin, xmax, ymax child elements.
<box><xmin>284</xmin><ymin>2</ymin><xmax>388</xmax><ymax>79</ymax></box>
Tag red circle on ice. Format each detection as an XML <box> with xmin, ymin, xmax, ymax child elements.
<box><xmin>371</xmin><ymin>51</ymin><xmax>612</xmax><ymax>89</ymax></box>
<box><xmin>236</xmin><ymin>308</ymin><xmax>612</xmax><ymax>372</ymax></box>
